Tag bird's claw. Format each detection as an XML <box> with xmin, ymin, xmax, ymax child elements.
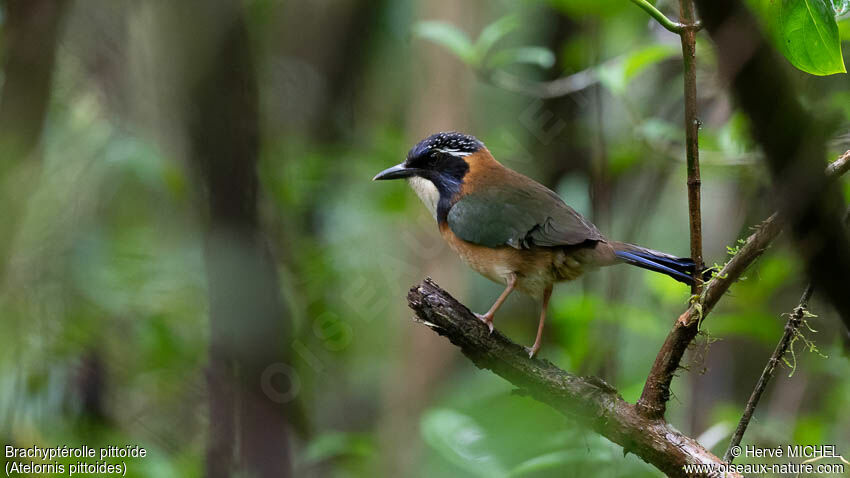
<box><xmin>474</xmin><ymin>312</ymin><xmax>495</xmax><ymax>334</ymax></box>
<box><xmin>525</xmin><ymin>345</ymin><xmax>540</xmax><ymax>359</ymax></box>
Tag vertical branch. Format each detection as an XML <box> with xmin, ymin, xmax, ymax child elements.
<box><xmin>679</xmin><ymin>0</ymin><xmax>703</xmax><ymax>290</ymax></box>
<box><xmin>634</xmin><ymin>0</ymin><xmax>703</xmax><ymax>420</ymax></box>
<box><xmin>636</xmin><ymin>153</ymin><xmax>850</xmax><ymax>420</ymax></box>
<box><xmin>723</xmin><ymin>285</ymin><xmax>814</xmax><ymax>463</ymax></box>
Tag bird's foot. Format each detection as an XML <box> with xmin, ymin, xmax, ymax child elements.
<box><xmin>676</xmin><ymin>310</ymin><xmax>691</xmax><ymax>326</ymax></box>
<box><xmin>525</xmin><ymin>341</ymin><xmax>541</xmax><ymax>359</ymax></box>
<box><xmin>474</xmin><ymin>312</ymin><xmax>495</xmax><ymax>334</ymax></box>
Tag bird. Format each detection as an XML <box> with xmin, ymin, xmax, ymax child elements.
<box><xmin>374</xmin><ymin>132</ymin><xmax>702</xmax><ymax>358</ymax></box>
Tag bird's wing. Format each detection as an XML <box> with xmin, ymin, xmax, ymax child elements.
<box><xmin>446</xmin><ymin>176</ymin><xmax>603</xmax><ymax>249</ymax></box>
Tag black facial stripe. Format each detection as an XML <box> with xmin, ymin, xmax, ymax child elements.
<box><xmin>405</xmin><ymin>132</ymin><xmax>480</xmax><ymax>222</ymax></box>
<box><xmin>420</xmin><ymin>169</ymin><xmax>463</xmax><ymax>223</ymax></box>
<box><xmin>439</xmin><ymin>154</ymin><xmax>470</xmax><ymax>181</ymax></box>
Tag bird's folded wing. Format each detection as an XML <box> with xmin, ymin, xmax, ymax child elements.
<box><xmin>446</xmin><ymin>181</ymin><xmax>602</xmax><ymax>249</ymax></box>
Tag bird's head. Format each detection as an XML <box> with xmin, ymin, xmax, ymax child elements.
<box><xmin>373</xmin><ymin>131</ymin><xmax>485</xmax><ymax>183</ymax></box>
<box><xmin>373</xmin><ymin>132</ymin><xmax>487</xmax><ymax>219</ymax></box>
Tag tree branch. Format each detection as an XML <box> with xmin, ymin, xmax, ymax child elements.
<box><xmin>403</xmin><ymin>154</ymin><xmax>848</xmax><ymax>474</ymax></box>
<box><xmin>407</xmin><ymin>279</ymin><xmax>739</xmax><ymax>478</ymax></box>
<box><xmin>724</xmin><ymin>206</ymin><xmax>849</xmax><ymax>462</ymax></box>
<box><xmin>629</xmin><ymin>0</ymin><xmax>699</xmax><ymax>34</ymax></box>
<box><xmin>636</xmin><ymin>151</ymin><xmax>850</xmax><ymax>419</ymax></box>
<box><xmin>483</xmin><ymin>68</ymin><xmax>599</xmax><ymax>99</ymax></box>
<box><xmin>723</xmin><ymin>284</ymin><xmax>814</xmax><ymax>463</ymax></box>
<box><xmin>694</xmin><ymin>0</ymin><xmax>850</xmax><ymax>335</ymax></box>
<box><xmin>678</xmin><ymin>0</ymin><xmax>703</xmax><ymax>294</ymax></box>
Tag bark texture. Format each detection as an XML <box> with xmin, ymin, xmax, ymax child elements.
<box><xmin>408</xmin><ymin>279</ymin><xmax>738</xmax><ymax>478</ymax></box>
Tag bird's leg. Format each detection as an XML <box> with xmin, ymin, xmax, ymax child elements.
<box><xmin>527</xmin><ymin>284</ymin><xmax>553</xmax><ymax>358</ymax></box>
<box><xmin>474</xmin><ymin>273</ymin><xmax>516</xmax><ymax>333</ymax></box>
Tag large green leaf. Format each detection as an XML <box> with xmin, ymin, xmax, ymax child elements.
<box><xmin>840</xmin><ymin>17</ymin><xmax>850</xmax><ymax>40</ymax></box>
<box><xmin>475</xmin><ymin>15</ymin><xmax>521</xmax><ymax>62</ymax></box>
<box><xmin>485</xmin><ymin>47</ymin><xmax>556</xmax><ymax>70</ymax></box>
<box><xmin>414</xmin><ymin>16</ymin><xmax>554</xmax><ymax>71</ymax></box>
<box><xmin>758</xmin><ymin>0</ymin><xmax>846</xmax><ymax>75</ymax></box>
<box><xmin>597</xmin><ymin>44</ymin><xmax>679</xmax><ymax>95</ymax></box>
<box><xmin>547</xmin><ymin>0</ymin><xmax>629</xmax><ymax>17</ymax></box>
<box><xmin>413</xmin><ymin>21</ymin><xmax>475</xmax><ymax>63</ymax></box>
<box><xmin>302</xmin><ymin>432</ymin><xmax>374</xmax><ymax>464</ymax></box>
<box><xmin>421</xmin><ymin>409</ymin><xmax>507</xmax><ymax>478</ymax></box>
<box><xmin>508</xmin><ymin>449</ymin><xmax>610</xmax><ymax>477</ymax></box>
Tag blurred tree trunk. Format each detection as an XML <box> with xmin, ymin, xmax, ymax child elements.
<box><xmin>265</xmin><ymin>0</ymin><xmax>386</xmax><ymax>141</ymax></box>
<box><xmin>0</xmin><ymin>0</ymin><xmax>69</xmax><ymax>276</ymax></box>
<box><xmin>534</xmin><ymin>12</ymin><xmax>620</xmax><ymax>377</ymax></box>
<box><xmin>180</xmin><ymin>3</ymin><xmax>292</xmax><ymax>477</ymax></box>
<box><xmin>0</xmin><ymin>0</ymin><xmax>68</xmax><ymax>159</ymax></box>
<box><xmin>299</xmin><ymin>0</ymin><xmax>387</xmax><ymax>141</ymax></box>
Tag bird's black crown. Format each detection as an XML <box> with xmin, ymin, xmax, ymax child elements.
<box><xmin>407</xmin><ymin>132</ymin><xmax>484</xmax><ymax>162</ymax></box>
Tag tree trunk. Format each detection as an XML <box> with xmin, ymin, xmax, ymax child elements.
<box><xmin>182</xmin><ymin>3</ymin><xmax>292</xmax><ymax>477</ymax></box>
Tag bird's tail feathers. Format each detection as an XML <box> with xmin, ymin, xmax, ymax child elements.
<box><xmin>612</xmin><ymin>242</ymin><xmax>701</xmax><ymax>285</ymax></box>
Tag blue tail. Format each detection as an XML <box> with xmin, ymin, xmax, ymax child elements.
<box><xmin>613</xmin><ymin>243</ymin><xmax>697</xmax><ymax>285</ymax></box>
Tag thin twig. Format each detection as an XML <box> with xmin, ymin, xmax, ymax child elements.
<box><xmin>407</xmin><ymin>278</ymin><xmax>740</xmax><ymax>478</ymax></box>
<box><xmin>723</xmin><ymin>285</ymin><xmax>814</xmax><ymax>463</ymax></box>
<box><xmin>485</xmin><ymin>69</ymin><xmax>598</xmax><ymax>99</ymax></box>
<box><xmin>629</xmin><ymin>0</ymin><xmax>698</xmax><ymax>34</ymax></box>
<box><xmin>635</xmin><ymin>151</ymin><xmax>850</xmax><ymax>419</ymax></box>
<box><xmin>826</xmin><ymin>150</ymin><xmax>850</xmax><ymax>176</ymax></box>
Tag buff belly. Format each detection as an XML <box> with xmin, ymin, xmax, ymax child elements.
<box><xmin>439</xmin><ymin>223</ymin><xmax>606</xmax><ymax>299</ymax></box>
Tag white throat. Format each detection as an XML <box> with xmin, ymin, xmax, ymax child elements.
<box><xmin>407</xmin><ymin>176</ymin><xmax>440</xmax><ymax>219</ymax></box>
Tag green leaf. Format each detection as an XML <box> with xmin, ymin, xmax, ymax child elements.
<box><xmin>717</xmin><ymin>111</ymin><xmax>755</xmax><ymax>156</ymax></box>
<box><xmin>547</xmin><ymin>0</ymin><xmax>629</xmax><ymax>17</ymax></box>
<box><xmin>597</xmin><ymin>44</ymin><xmax>678</xmax><ymax>95</ymax></box>
<box><xmin>840</xmin><ymin>17</ymin><xmax>850</xmax><ymax>40</ymax></box>
<box><xmin>413</xmin><ymin>21</ymin><xmax>475</xmax><ymax>64</ymax></box>
<box><xmin>421</xmin><ymin>409</ymin><xmax>507</xmax><ymax>478</ymax></box>
<box><xmin>414</xmin><ymin>16</ymin><xmax>554</xmax><ymax>72</ymax></box>
<box><xmin>474</xmin><ymin>15</ymin><xmax>521</xmax><ymax>62</ymax></box>
<box><xmin>622</xmin><ymin>44</ymin><xmax>679</xmax><ymax>81</ymax></box>
<box><xmin>762</xmin><ymin>0</ymin><xmax>846</xmax><ymax>75</ymax></box>
<box><xmin>485</xmin><ymin>47</ymin><xmax>556</xmax><ymax>69</ymax></box>
<box><xmin>635</xmin><ymin>117</ymin><xmax>681</xmax><ymax>146</ymax></box>
<box><xmin>302</xmin><ymin>432</ymin><xmax>374</xmax><ymax>464</ymax></box>
<box><xmin>508</xmin><ymin>449</ymin><xmax>610</xmax><ymax>477</ymax></box>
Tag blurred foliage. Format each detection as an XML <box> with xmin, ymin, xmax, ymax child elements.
<box><xmin>1</xmin><ymin>0</ymin><xmax>850</xmax><ymax>477</ymax></box>
<box><xmin>413</xmin><ymin>16</ymin><xmax>555</xmax><ymax>71</ymax></box>
<box><xmin>427</xmin><ymin>2</ymin><xmax>849</xmax><ymax>77</ymax></box>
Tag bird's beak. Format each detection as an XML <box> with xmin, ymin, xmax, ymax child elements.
<box><xmin>373</xmin><ymin>163</ymin><xmax>415</xmax><ymax>181</ymax></box>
